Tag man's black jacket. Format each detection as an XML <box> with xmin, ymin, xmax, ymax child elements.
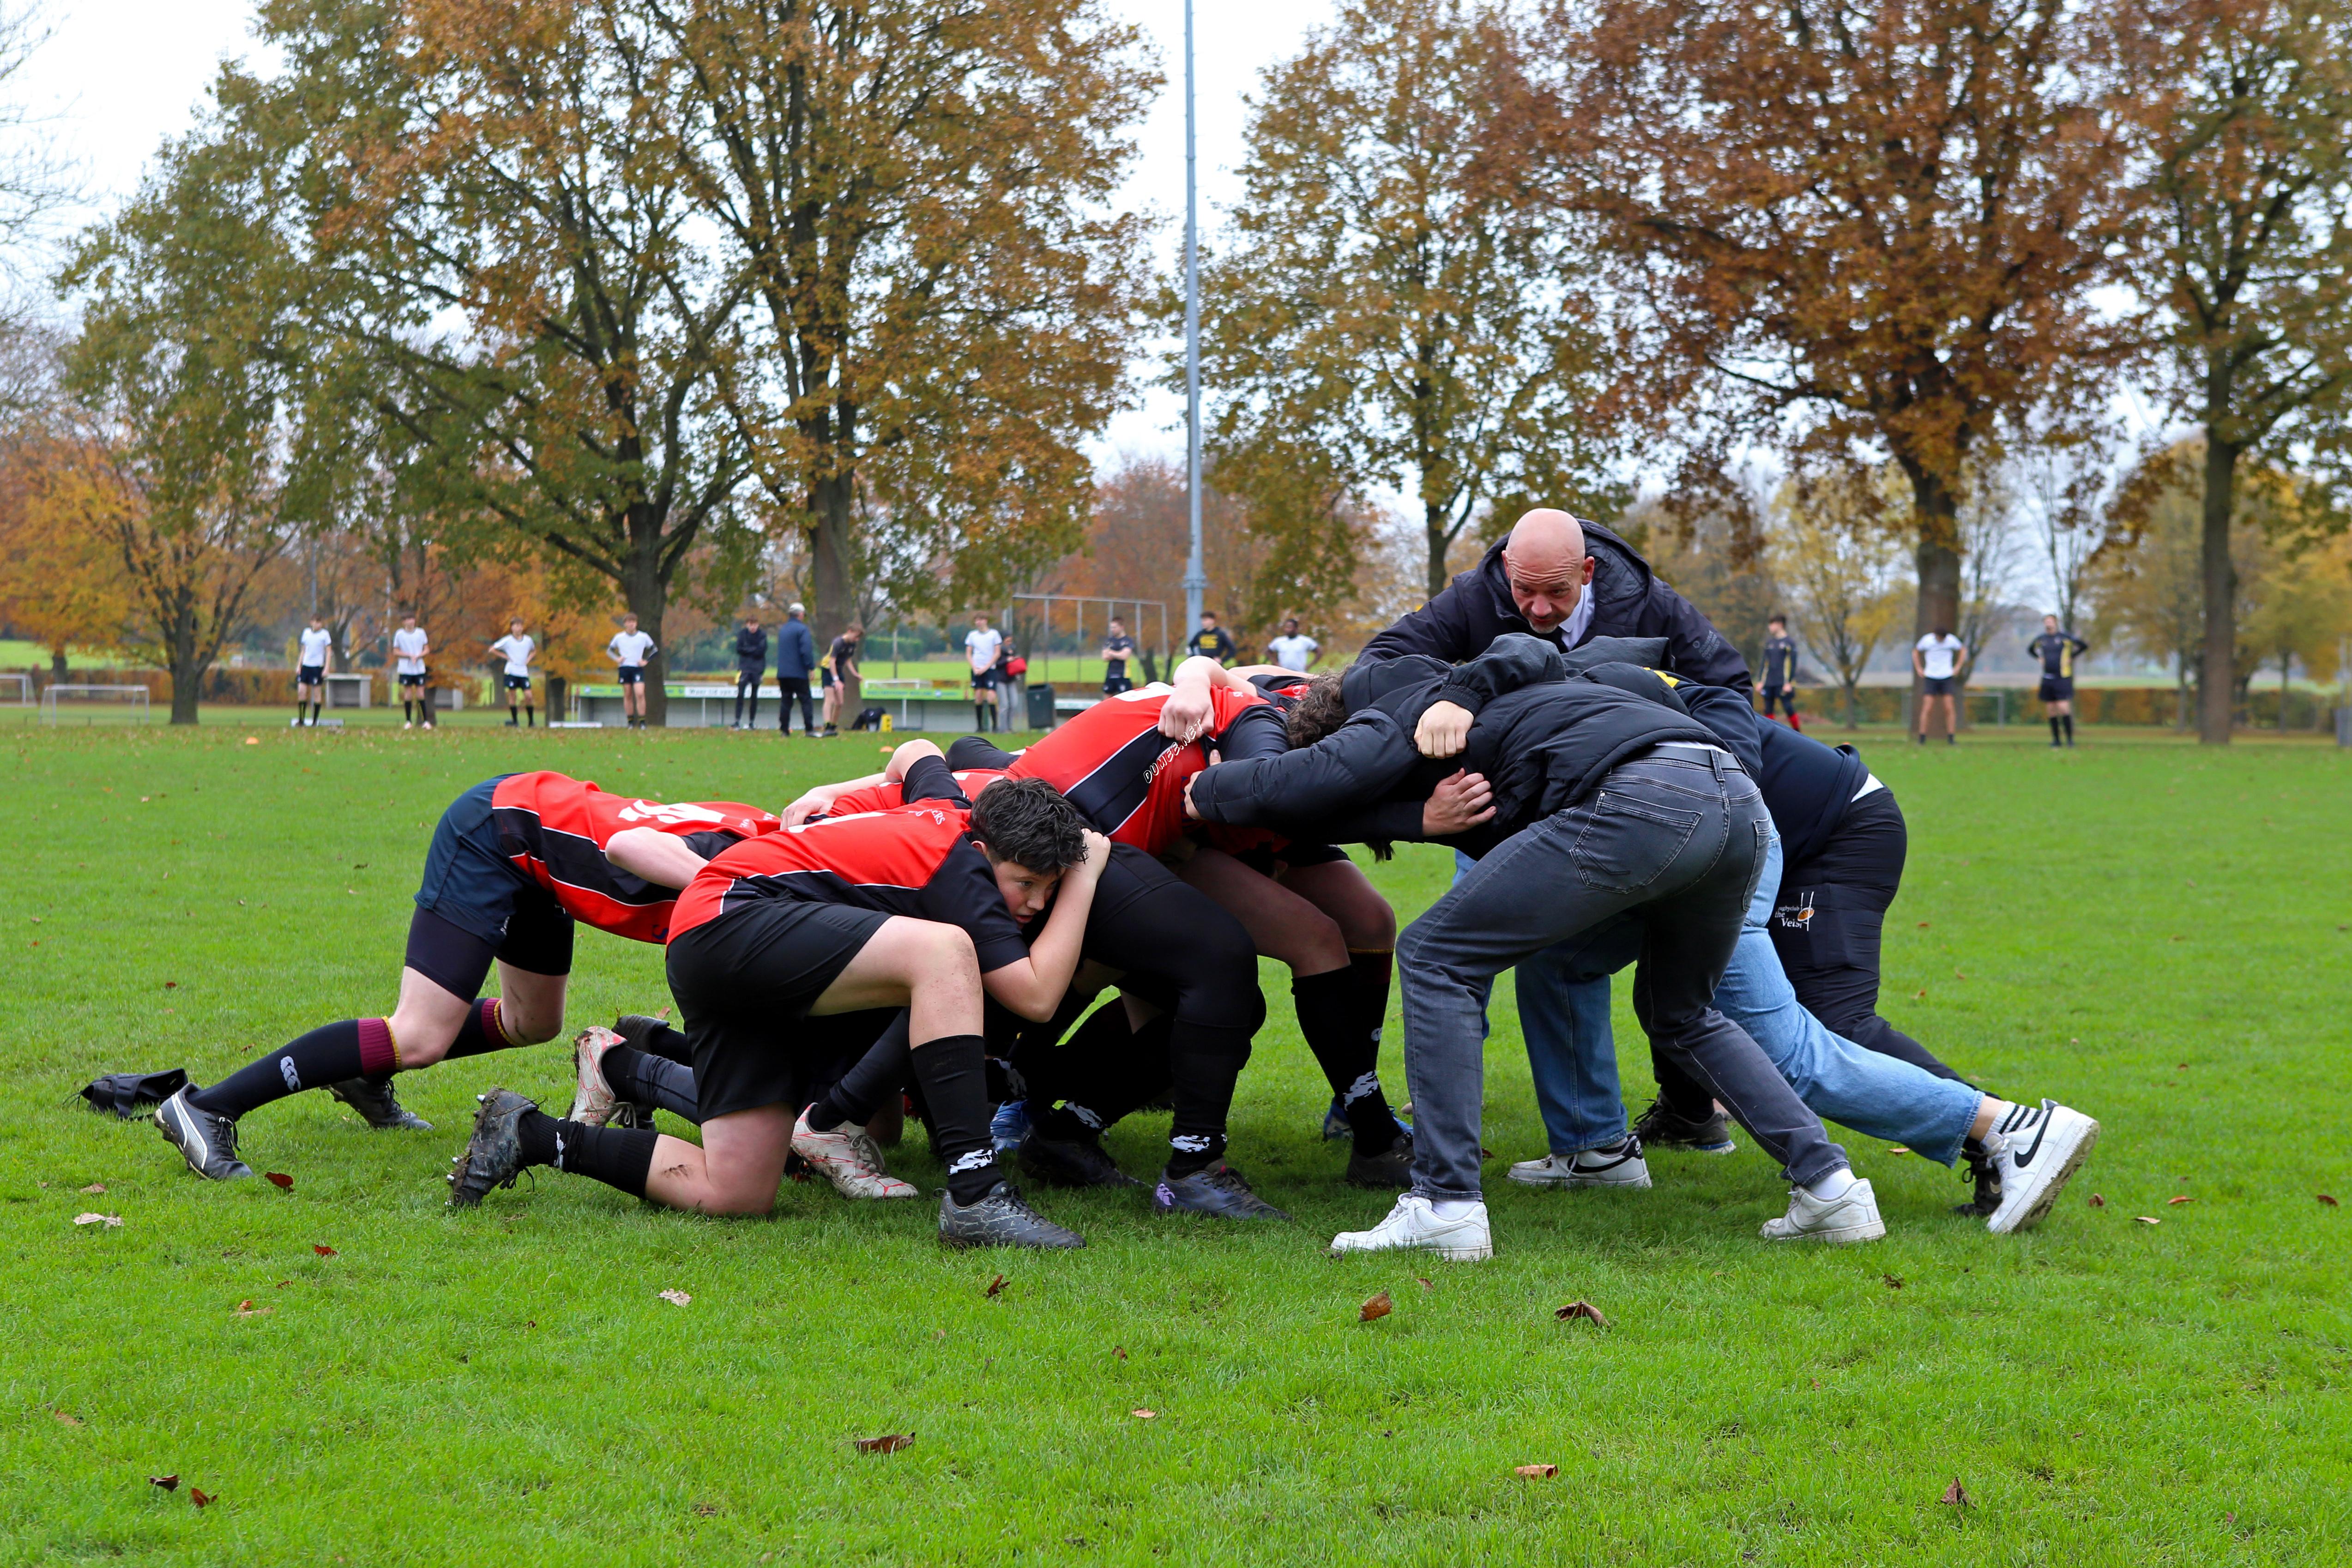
<box><xmin>1358</xmin><ymin>524</ymin><xmax>1750</xmax><ymax>689</ymax></box>
<box><xmin>1191</xmin><ymin>635</ymin><xmax>1719</xmax><ymax>856</ymax></box>
<box><xmin>734</xmin><ymin>627</ymin><xmax>769</xmax><ymax>666</ymax></box>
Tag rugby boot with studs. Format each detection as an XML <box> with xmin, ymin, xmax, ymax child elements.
<box><xmin>447</xmin><ymin>1089</ymin><xmax>535</xmax><ymax>1208</ymax></box>
<box><xmin>1152</xmin><ymin>1161</ymin><xmax>1291</xmax><ymax>1220</ymax></box>
<box><xmin>157</xmin><ymin>1087</ymin><xmax>253</xmax><ymax>1181</ymax></box>
<box><xmin>937</xmin><ymin>1180</ymin><xmax>1085</xmax><ymax>1249</ymax></box>
<box><xmin>328</xmin><ymin>1076</ymin><xmax>432</xmax><ymax>1131</ymax></box>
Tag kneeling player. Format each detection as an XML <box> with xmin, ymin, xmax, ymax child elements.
<box><xmin>448</xmin><ymin>773</ymin><xmax>1107</xmax><ymax>1249</ymax></box>
<box><xmin>156</xmin><ymin>772</ymin><xmax>778</xmax><ymax>1180</ymax></box>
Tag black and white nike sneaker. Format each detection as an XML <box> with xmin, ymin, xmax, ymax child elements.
<box><xmin>328</xmin><ymin>1076</ymin><xmax>432</xmax><ymax>1131</ymax></box>
<box><xmin>938</xmin><ymin>1180</ymin><xmax>1086</xmax><ymax>1249</ymax></box>
<box><xmin>447</xmin><ymin>1089</ymin><xmax>536</xmax><ymax>1208</ymax></box>
<box><xmin>1506</xmin><ymin>1136</ymin><xmax>1652</xmax><ymax>1189</ymax></box>
<box><xmin>156</xmin><ymin>1087</ymin><xmax>253</xmax><ymax>1181</ymax></box>
<box><xmin>1981</xmin><ymin>1099</ymin><xmax>2100</xmax><ymax>1235</ymax></box>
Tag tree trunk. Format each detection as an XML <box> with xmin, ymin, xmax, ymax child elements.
<box><xmin>2199</xmin><ymin>435</ymin><xmax>2239</xmax><ymax>745</ymax></box>
<box><xmin>810</xmin><ymin>471</ymin><xmax>859</xmax><ymax>714</ymax></box>
<box><xmin>1425</xmin><ymin>501</ymin><xmax>1450</xmax><ymax>599</ymax></box>
<box><xmin>168</xmin><ymin>597</ymin><xmax>201</xmax><ymax>726</ymax></box>
<box><xmin>48</xmin><ymin>645</ymin><xmax>66</xmax><ymax>684</ymax></box>
<box><xmin>623</xmin><ymin>527</ymin><xmax>669</xmax><ymax>728</ymax></box>
<box><xmin>1908</xmin><ymin>467</ymin><xmax>1962</xmax><ymax>740</ymax></box>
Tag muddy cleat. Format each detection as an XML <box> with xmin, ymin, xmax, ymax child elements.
<box><xmin>938</xmin><ymin>1180</ymin><xmax>1085</xmax><ymax>1249</ymax></box>
<box><xmin>1981</xmin><ymin>1100</ymin><xmax>2099</xmax><ymax>1236</ymax></box>
<box><xmin>327</xmin><ymin>1076</ymin><xmax>432</xmax><ymax>1131</ymax></box>
<box><xmin>792</xmin><ymin>1107</ymin><xmax>917</xmax><ymax>1199</ymax></box>
<box><xmin>1328</xmin><ymin>1193</ymin><xmax>1492</xmax><ymax>1262</ymax></box>
<box><xmin>1018</xmin><ymin>1129</ymin><xmax>1141</xmax><ymax>1189</ymax></box>
<box><xmin>567</xmin><ymin>1027</ymin><xmax>629</xmax><ymax>1128</ymax></box>
<box><xmin>1345</xmin><ymin>1133</ymin><xmax>1416</xmax><ymax>1190</ymax></box>
<box><xmin>157</xmin><ymin>1087</ymin><xmax>253</xmax><ymax>1181</ymax></box>
<box><xmin>1632</xmin><ymin>1098</ymin><xmax>1736</xmax><ymax>1155</ymax></box>
<box><xmin>1152</xmin><ymin>1161</ymin><xmax>1291</xmax><ymax>1221</ymax></box>
<box><xmin>447</xmin><ymin>1089</ymin><xmax>535</xmax><ymax>1208</ymax></box>
<box><xmin>1761</xmin><ymin>1176</ymin><xmax>1885</xmax><ymax>1244</ymax></box>
<box><xmin>1507</xmin><ymin>1136</ymin><xmax>1652</xmax><ymax>1189</ymax></box>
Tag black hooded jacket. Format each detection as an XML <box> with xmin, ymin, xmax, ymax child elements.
<box><xmin>1357</xmin><ymin>523</ymin><xmax>1751</xmax><ymax>689</ymax></box>
<box><xmin>1190</xmin><ymin>635</ymin><xmax>1720</xmax><ymax>856</ymax></box>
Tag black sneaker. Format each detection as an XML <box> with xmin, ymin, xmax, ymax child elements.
<box><xmin>938</xmin><ymin>1180</ymin><xmax>1085</xmax><ymax>1249</ymax></box>
<box><xmin>447</xmin><ymin>1089</ymin><xmax>535</xmax><ymax>1208</ymax></box>
<box><xmin>1152</xmin><ymin>1161</ymin><xmax>1291</xmax><ymax>1220</ymax></box>
<box><xmin>328</xmin><ymin>1076</ymin><xmax>432</xmax><ymax>1131</ymax></box>
<box><xmin>1018</xmin><ymin>1129</ymin><xmax>1141</xmax><ymax>1189</ymax></box>
<box><xmin>1345</xmin><ymin>1133</ymin><xmax>1415</xmax><ymax>1190</ymax></box>
<box><xmin>157</xmin><ymin>1087</ymin><xmax>253</xmax><ymax>1181</ymax></box>
<box><xmin>1953</xmin><ymin>1141</ymin><xmax>2002</xmax><ymax>1217</ymax></box>
<box><xmin>1631</xmin><ymin>1098</ymin><xmax>1737</xmax><ymax>1155</ymax></box>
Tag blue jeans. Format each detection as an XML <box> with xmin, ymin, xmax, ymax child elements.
<box><xmin>1524</xmin><ymin>826</ymin><xmax>1980</xmax><ymax>1166</ymax></box>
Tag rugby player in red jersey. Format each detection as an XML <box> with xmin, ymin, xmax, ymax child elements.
<box><xmin>447</xmin><ymin>762</ymin><xmax>1108</xmax><ymax>1248</ymax></box>
<box><xmin>156</xmin><ymin>772</ymin><xmax>780</xmax><ymax>1182</ymax></box>
<box><xmin>946</xmin><ymin>658</ymin><xmax>1413</xmax><ymax>1187</ymax></box>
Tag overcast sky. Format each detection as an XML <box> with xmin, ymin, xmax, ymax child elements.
<box><xmin>12</xmin><ymin>0</ymin><xmax>1336</xmax><ymax>459</ymax></box>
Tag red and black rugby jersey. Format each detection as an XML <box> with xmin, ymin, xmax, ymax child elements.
<box><xmin>1005</xmin><ymin>684</ymin><xmax>1285</xmax><ymax>854</ymax></box>
<box><xmin>488</xmin><ymin>772</ymin><xmax>782</xmax><ymax>942</ymax></box>
<box><xmin>669</xmin><ymin>803</ymin><xmax>1030</xmax><ymax>972</ymax></box>
<box><xmin>821</xmin><ymin>764</ymin><xmax>1008</xmax><ymax>820</ymax></box>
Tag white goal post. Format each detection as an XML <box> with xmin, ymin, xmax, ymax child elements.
<box><xmin>41</xmin><ymin>684</ymin><xmax>152</xmax><ymax>724</ymax></box>
<box><xmin>0</xmin><ymin>673</ymin><xmax>30</xmax><ymax>706</ymax></box>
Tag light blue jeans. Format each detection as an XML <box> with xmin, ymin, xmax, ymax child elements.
<box><xmin>1507</xmin><ymin>830</ymin><xmax>1980</xmax><ymax>1166</ymax></box>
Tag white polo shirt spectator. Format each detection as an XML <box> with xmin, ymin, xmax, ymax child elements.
<box><xmin>298</xmin><ymin>625</ymin><xmax>333</xmax><ymax>671</ymax></box>
<box><xmin>392</xmin><ymin>625</ymin><xmax>429</xmax><ymax>675</ymax></box>
<box><xmin>1267</xmin><ymin>629</ymin><xmax>1320</xmax><ymax>671</ymax></box>
<box><xmin>491</xmin><ymin>632</ymin><xmax>536</xmax><ymax>676</ymax></box>
<box><xmin>965</xmin><ymin>623</ymin><xmax>1002</xmax><ymax>675</ymax></box>
<box><xmin>1915</xmin><ymin>632</ymin><xmax>1965</xmax><ymax>680</ymax></box>
<box><xmin>609</xmin><ymin>627</ymin><xmax>656</xmax><ymax>670</ymax></box>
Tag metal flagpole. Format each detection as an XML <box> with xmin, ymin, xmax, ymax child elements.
<box><xmin>1181</xmin><ymin>0</ymin><xmax>1207</xmax><ymax>642</ymax></box>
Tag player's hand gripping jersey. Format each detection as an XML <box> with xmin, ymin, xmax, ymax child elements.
<box><xmin>488</xmin><ymin>772</ymin><xmax>781</xmax><ymax>941</ymax></box>
<box><xmin>1005</xmin><ymin>683</ymin><xmax>1286</xmax><ymax>854</ymax></box>
<box><xmin>669</xmin><ymin>804</ymin><xmax>1031</xmax><ymax>971</ymax></box>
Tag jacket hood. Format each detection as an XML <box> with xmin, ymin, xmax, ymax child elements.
<box><xmin>1471</xmin><ymin>520</ymin><xmax>1662</xmax><ymax>633</ymax></box>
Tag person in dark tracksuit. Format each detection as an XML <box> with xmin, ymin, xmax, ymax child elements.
<box><xmin>1756</xmin><ymin>616</ymin><xmax>1803</xmax><ymax>729</ymax></box>
<box><xmin>731</xmin><ymin>616</ymin><xmax>767</xmax><ymax>730</ymax></box>
<box><xmin>776</xmin><ymin>603</ymin><xmax>818</xmax><ymax>736</ymax></box>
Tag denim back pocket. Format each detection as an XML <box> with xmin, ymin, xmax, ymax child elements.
<box><xmin>1570</xmin><ymin>790</ymin><xmax>1705</xmax><ymax>894</ymax></box>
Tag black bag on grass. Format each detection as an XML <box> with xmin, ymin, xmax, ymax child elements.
<box><xmin>78</xmin><ymin>1069</ymin><xmax>188</xmax><ymax>1119</ymax></box>
<box><xmin>850</xmin><ymin>705</ymin><xmax>887</xmax><ymax>731</ymax></box>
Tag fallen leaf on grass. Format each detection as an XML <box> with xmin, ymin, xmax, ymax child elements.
<box><xmin>189</xmin><ymin>1488</ymin><xmax>213</xmax><ymax>1508</ymax></box>
<box><xmin>78</xmin><ymin>1182</ymin><xmax>105</xmax><ymax>1194</ymax></box>
<box><xmin>163</xmin><ymin>980</ymin><xmax>175</xmax><ymax>989</ymax></box>
<box><xmin>1359</xmin><ymin>1291</ymin><xmax>1393</xmax><ymax>1322</ymax></box>
<box><xmin>1416</xmin><ymin>1277</ymin><xmax>1434</xmax><ymax>1293</ymax></box>
<box><xmin>1514</xmin><ymin>1463</ymin><xmax>1559</xmax><ymax>1480</ymax></box>
<box><xmin>1882</xmin><ymin>1275</ymin><xmax>1904</xmax><ymax>1290</ymax></box>
<box><xmin>1914</xmin><ymin>989</ymin><xmax>1927</xmax><ymax>1000</ymax></box>
<box><xmin>1954</xmin><ymin>969</ymin><xmax>1966</xmax><ymax>980</ymax></box>
<box><xmin>2318</xmin><ymin>1194</ymin><xmax>2339</xmax><ymax>1207</ymax></box>
<box><xmin>1916</xmin><ymin>920</ymin><xmax>1930</xmax><ymax>928</ymax></box>
<box><xmin>984</xmin><ymin>1274</ymin><xmax>1007</xmax><ymax>1298</ymax></box>
<box><xmin>72</xmin><ymin>1212</ymin><xmax>121</xmax><ymax>1228</ymax></box>
<box><xmin>2134</xmin><ymin>1216</ymin><xmax>2161</xmax><ymax>1225</ymax></box>
<box><xmin>313</xmin><ymin>1244</ymin><xmax>336</xmax><ymax>1256</ymax></box>
<box><xmin>2087</xmin><ymin>1194</ymin><xmax>2105</xmax><ymax>1207</ymax></box>
<box><xmin>658</xmin><ymin>1289</ymin><xmax>692</xmax><ymax>1307</ymax></box>
<box><xmin>1131</xmin><ymin>1409</ymin><xmax>1157</xmax><ymax>1420</ymax></box>
<box><xmin>264</xmin><ymin>1172</ymin><xmax>293</xmax><ymax>1189</ymax></box>
<box><xmin>52</xmin><ymin>1410</ymin><xmax>82</xmax><ymax>1426</ymax></box>
<box><xmin>148</xmin><ymin>1474</ymin><xmax>178</xmax><ymax>1491</ymax></box>
<box><xmin>1111</xmin><ymin>1345</ymin><xmax>1127</xmax><ymax>1360</ymax></box>
<box><xmin>233</xmin><ymin>1300</ymin><xmax>272</xmax><ymax>1318</ymax></box>
<box><xmin>1886</xmin><ymin>1146</ymin><xmax>1910</xmax><ymax>1156</ymax></box>
<box><xmin>2168</xmin><ymin>1195</ymin><xmax>2194</xmax><ymax>1206</ymax></box>
<box><xmin>854</xmin><ymin>1433</ymin><xmax>913</xmax><ymax>1454</ymax></box>
<box><xmin>692</xmin><ymin>1502</ymin><xmax>719</xmax><ymax>1517</ymax></box>
<box><xmin>243</xmin><ymin>737</ymin><xmax>258</xmax><ymax>745</ymax></box>
<box><xmin>1940</xmin><ymin>1478</ymin><xmax>1970</xmax><ymax>1507</ymax></box>
<box><xmin>1554</xmin><ymin>1300</ymin><xmax>1609</xmax><ymax>1328</ymax></box>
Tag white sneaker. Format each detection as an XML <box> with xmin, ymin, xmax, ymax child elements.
<box><xmin>1761</xmin><ymin>1177</ymin><xmax>1885</xmax><ymax>1244</ymax></box>
<box><xmin>1983</xmin><ymin>1099</ymin><xmax>2100</xmax><ymax>1235</ymax></box>
<box><xmin>567</xmin><ymin>1026</ymin><xmax>624</xmax><ymax>1127</ymax></box>
<box><xmin>1327</xmin><ymin>1193</ymin><xmax>1492</xmax><ymax>1262</ymax></box>
<box><xmin>792</xmin><ymin>1108</ymin><xmax>917</xmax><ymax>1200</ymax></box>
<box><xmin>1508</xmin><ymin>1139</ymin><xmax>1652</xmax><ymax>1189</ymax></box>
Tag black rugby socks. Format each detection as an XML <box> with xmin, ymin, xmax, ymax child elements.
<box><xmin>513</xmin><ymin>1107</ymin><xmax>657</xmax><ymax>1197</ymax></box>
<box><xmin>1294</xmin><ymin>967</ymin><xmax>1399</xmax><ymax>1156</ymax></box>
<box><xmin>192</xmin><ymin>1019</ymin><xmax>396</xmax><ymax>1118</ymax></box>
<box><xmin>908</xmin><ymin>1034</ymin><xmax>1004</xmax><ymax>1203</ymax></box>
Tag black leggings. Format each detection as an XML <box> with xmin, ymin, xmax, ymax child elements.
<box><xmin>1770</xmin><ymin>787</ymin><xmax>1966</xmax><ymax>1083</ymax></box>
<box><xmin>733</xmin><ymin>666</ymin><xmax>763</xmax><ymax>725</ymax></box>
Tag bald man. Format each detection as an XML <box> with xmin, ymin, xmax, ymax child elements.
<box><xmin>1361</xmin><ymin>509</ymin><xmax>1749</xmax><ymax>688</ymax></box>
<box><xmin>1354</xmin><ymin>509</ymin><xmax>1754</xmax><ymax>1170</ymax></box>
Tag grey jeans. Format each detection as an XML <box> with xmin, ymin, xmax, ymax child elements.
<box><xmin>1395</xmin><ymin>746</ymin><xmax>1849</xmax><ymax>1200</ymax></box>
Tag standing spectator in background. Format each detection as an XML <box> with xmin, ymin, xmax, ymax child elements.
<box><xmin>966</xmin><ymin>612</ymin><xmax>1003</xmax><ymax>731</ymax></box>
<box><xmin>821</xmin><ymin>621</ymin><xmax>862</xmax><ymax>736</ymax></box>
<box><xmin>775</xmin><ymin>602</ymin><xmax>818</xmax><ymax>736</ymax></box>
<box><xmin>295</xmin><ymin>614</ymin><xmax>332</xmax><ymax>727</ymax></box>
<box><xmin>731</xmin><ymin>615</ymin><xmax>767</xmax><ymax>730</ymax></box>
<box><xmin>1912</xmin><ymin>625</ymin><xmax>1967</xmax><ymax>744</ymax></box>
<box><xmin>606</xmin><ymin>613</ymin><xmax>657</xmax><ymax>731</ymax></box>
<box><xmin>489</xmin><ymin>617</ymin><xmax>537</xmax><ymax>728</ymax></box>
<box><xmin>1099</xmin><ymin>617</ymin><xmax>1139</xmax><ymax>695</ymax></box>
<box><xmin>1187</xmin><ymin>610</ymin><xmax>1236</xmax><ymax>666</ymax></box>
<box><xmin>392</xmin><ymin>611</ymin><xmax>433</xmax><ymax>730</ymax></box>
<box><xmin>2029</xmin><ymin>615</ymin><xmax>2089</xmax><ymax>748</ymax></box>
<box><xmin>1266</xmin><ymin>616</ymin><xmax>1319</xmax><ymax>673</ymax></box>
<box><xmin>996</xmin><ymin>642</ymin><xmax>1025</xmax><ymax>731</ymax></box>
<box><xmin>1756</xmin><ymin>615</ymin><xmax>1803</xmax><ymax>731</ymax></box>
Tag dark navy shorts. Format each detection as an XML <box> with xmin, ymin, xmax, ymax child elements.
<box><xmin>2038</xmin><ymin>676</ymin><xmax>2073</xmax><ymax>702</ymax></box>
<box><xmin>617</xmin><ymin>665</ymin><xmax>644</xmax><ymax>686</ymax></box>
<box><xmin>1921</xmin><ymin>675</ymin><xmax>1957</xmax><ymax>697</ymax></box>
<box><xmin>398</xmin><ymin>672</ymin><xmax>427</xmax><ymax>688</ymax></box>
<box><xmin>298</xmin><ymin>666</ymin><xmax>325</xmax><ymax>688</ymax></box>
<box><xmin>408</xmin><ymin>776</ymin><xmax>574</xmax><ymax>996</ymax></box>
<box><xmin>503</xmin><ymin>673</ymin><xmax>533</xmax><ymax>691</ymax></box>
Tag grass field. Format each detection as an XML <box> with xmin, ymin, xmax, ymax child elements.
<box><xmin>4</xmin><ymin>722</ymin><xmax>2349</xmax><ymax>1564</ymax></box>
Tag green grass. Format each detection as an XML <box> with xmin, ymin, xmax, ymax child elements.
<box><xmin>3</xmin><ymin>724</ymin><xmax>2348</xmax><ymax>1564</ymax></box>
